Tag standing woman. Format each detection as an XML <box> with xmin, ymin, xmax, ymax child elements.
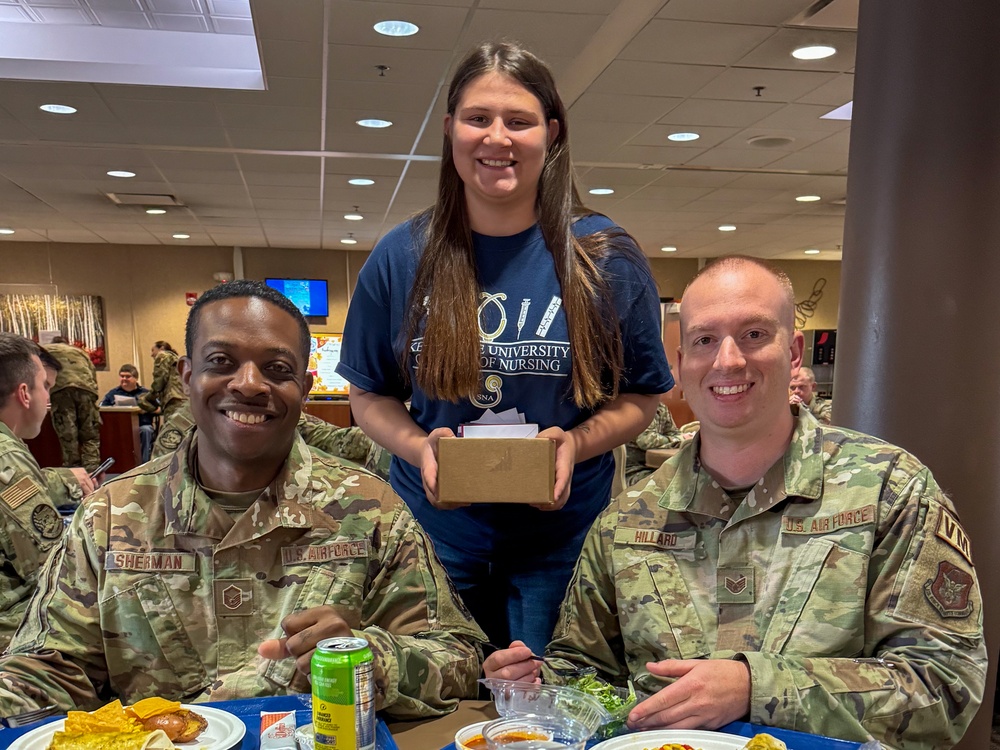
<box><xmin>337</xmin><ymin>41</ymin><xmax>672</xmax><ymax>652</ymax></box>
<box><xmin>139</xmin><ymin>340</ymin><xmax>188</xmax><ymax>425</ymax></box>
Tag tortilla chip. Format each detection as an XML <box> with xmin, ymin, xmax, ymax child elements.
<box><xmin>65</xmin><ymin>700</ymin><xmax>141</xmax><ymax>734</ymax></box>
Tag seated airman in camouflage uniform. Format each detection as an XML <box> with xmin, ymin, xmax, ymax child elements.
<box><xmin>0</xmin><ymin>335</ymin><xmax>95</xmax><ymax>650</ymax></box>
<box><xmin>0</xmin><ymin>281</ymin><xmax>485</xmax><ymax>718</ymax></box>
<box><xmin>623</xmin><ymin>402</ymin><xmax>685</xmax><ymax>487</ymax></box>
<box><xmin>486</xmin><ymin>257</ymin><xmax>985</xmax><ymax>750</ymax></box>
<box><xmin>789</xmin><ymin>365</ymin><xmax>832</xmax><ymax>425</ymax></box>
<box><xmin>43</xmin><ymin>337</ymin><xmax>102</xmax><ymax>472</ymax></box>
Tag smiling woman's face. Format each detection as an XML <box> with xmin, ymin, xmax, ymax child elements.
<box><xmin>180</xmin><ymin>296</ymin><xmax>311</xmax><ymax>489</ymax></box>
<box><xmin>445</xmin><ymin>71</ymin><xmax>558</xmax><ymax>218</ymax></box>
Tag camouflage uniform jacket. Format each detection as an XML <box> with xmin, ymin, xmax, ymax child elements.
<box><xmin>0</xmin><ymin>422</ymin><xmax>82</xmax><ymax>650</ymax></box>
<box><xmin>44</xmin><ymin>343</ymin><xmax>98</xmax><ymax>396</ymax></box>
<box><xmin>0</xmin><ymin>431</ymin><xmax>486</xmax><ymax>718</ymax></box>
<box><xmin>805</xmin><ymin>395</ymin><xmax>833</xmax><ymax>425</ymax></box>
<box><xmin>139</xmin><ymin>350</ymin><xmax>186</xmax><ymax>413</ymax></box>
<box><xmin>546</xmin><ymin>408</ymin><xmax>985</xmax><ymax>749</ymax></box>
<box><xmin>624</xmin><ymin>403</ymin><xmax>684</xmax><ymax>486</ymax></box>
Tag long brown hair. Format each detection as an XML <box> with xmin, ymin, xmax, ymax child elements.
<box><xmin>400</xmin><ymin>40</ymin><xmax>648</xmax><ymax>409</ymax></box>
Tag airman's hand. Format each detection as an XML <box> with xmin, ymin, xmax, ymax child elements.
<box><xmin>258</xmin><ymin>606</ymin><xmax>355</xmax><ymax>692</ymax></box>
<box><xmin>627</xmin><ymin>659</ymin><xmax>750</xmax><ymax>731</ymax></box>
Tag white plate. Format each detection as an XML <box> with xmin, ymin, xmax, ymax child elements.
<box><xmin>8</xmin><ymin>704</ymin><xmax>247</xmax><ymax>750</ymax></box>
<box><xmin>591</xmin><ymin>729</ymin><xmax>768</xmax><ymax>750</ymax></box>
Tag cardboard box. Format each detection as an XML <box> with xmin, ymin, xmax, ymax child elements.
<box><xmin>437</xmin><ymin>437</ymin><xmax>555</xmax><ymax>505</ymax></box>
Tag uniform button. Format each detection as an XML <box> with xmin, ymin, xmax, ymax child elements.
<box><xmin>255</xmin><ymin>572</ymin><xmax>266</xmax><ymax>581</ymax></box>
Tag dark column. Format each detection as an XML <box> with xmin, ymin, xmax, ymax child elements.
<box><xmin>837</xmin><ymin>2</ymin><xmax>1000</xmax><ymax>747</ymax></box>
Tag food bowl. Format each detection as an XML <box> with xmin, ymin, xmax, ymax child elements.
<box><xmin>478</xmin><ymin>679</ymin><xmax>609</xmax><ymax>735</ymax></box>
<box><xmin>455</xmin><ymin>720</ymin><xmax>491</xmax><ymax>750</ymax></box>
<box><xmin>483</xmin><ymin>716</ymin><xmax>589</xmax><ymax>750</ymax></box>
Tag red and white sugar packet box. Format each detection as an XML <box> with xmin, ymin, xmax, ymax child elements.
<box><xmin>261</xmin><ymin>710</ymin><xmax>298</xmax><ymax>750</ymax></box>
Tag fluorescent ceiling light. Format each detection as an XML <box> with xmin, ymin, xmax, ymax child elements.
<box><xmin>39</xmin><ymin>104</ymin><xmax>76</xmax><ymax>114</ymax></box>
<box><xmin>719</xmin><ymin>225</ymin><xmax>736</xmax><ymax>232</ymax></box>
<box><xmin>107</xmin><ymin>170</ymin><xmax>135</xmax><ymax>178</ymax></box>
<box><xmin>356</xmin><ymin>119</ymin><xmax>392</xmax><ymax>129</ymax></box>
<box><xmin>349</xmin><ymin>178</ymin><xmax>375</xmax><ymax>186</ymax></box>
<box><xmin>374</xmin><ymin>20</ymin><xmax>419</xmax><ymax>37</ymax></box>
<box><xmin>661</xmin><ymin>246</ymin><xmax>677</xmax><ymax>252</ymax></box>
<box><xmin>172</xmin><ymin>233</ymin><xmax>190</xmax><ymax>239</ymax></box>
<box><xmin>667</xmin><ymin>132</ymin><xmax>699</xmax><ymax>142</ymax></box>
<box><xmin>341</xmin><ymin>236</ymin><xmax>358</xmax><ymax>245</ymax></box>
<box><xmin>792</xmin><ymin>45</ymin><xmax>836</xmax><ymax>60</ymax></box>
<box><xmin>796</xmin><ymin>195</ymin><xmax>821</xmax><ymax>202</ymax></box>
<box><xmin>589</xmin><ymin>188</ymin><xmax>614</xmax><ymax>195</ymax></box>
<box><xmin>5</xmin><ymin>19</ymin><xmax>263</xmax><ymax>90</ymax></box>
<box><xmin>822</xmin><ymin>101</ymin><xmax>853</xmax><ymax>120</ymax></box>
<box><xmin>804</xmin><ymin>248</ymin><xmax>821</xmax><ymax>255</ymax></box>
<box><xmin>345</xmin><ymin>212</ymin><xmax>363</xmax><ymax>221</ymax></box>
<box><xmin>0</xmin><ymin>228</ymin><xmax>15</xmax><ymax>235</ymax></box>
<box><xmin>146</xmin><ymin>208</ymin><xmax>166</xmax><ymax>215</ymax></box>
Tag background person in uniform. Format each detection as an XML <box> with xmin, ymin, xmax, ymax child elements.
<box><xmin>43</xmin><ymin>336</ymin><xmax>101</xmax><ymax>472</ymax></box>
<box><xmin>100</xmin><ymin>364</ymin><xmax>154</xmax><ymax>462</ymax></box>
<box><xmin>623</xmin><ymin>402</ymin><xmax>686</xmax><ymax>487</ymax></box>
<box><xmin>0</xmin><ymin>280</ymin><xmax>484</xmax><ymax>717</ymax></box>
<box><xmin>0</xmin><ymin>334</ymin><xmax>95</xmax><ymax>650</ymax></box>
<box><xmin>485</xmin><ymin>256</ymin><xmax>985</xmax><ymax>749</ymax></box>
<box><xmin>138</xmin><ymin>340</ymin><xmax>187</xmax><ymax>426</ymax></box>
<box><xmin>337</xmin><ymin>41</ymin><xmax>672</xmax><ymax>654</ymax></box>
<box><xmin>788</xmin><ymin>365</ymin><xmax>832</xmax><ymax>424</ymax></box>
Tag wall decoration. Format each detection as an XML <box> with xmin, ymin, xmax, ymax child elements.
<box><xmin>795</xmin><ymin>278</ymin><xmax>827</xmax><ymax>330</ymax></box>
<box><xmin>0</xmin><ymin>294</ymin><xmax>108</xmax><ymax>369</ymax></box>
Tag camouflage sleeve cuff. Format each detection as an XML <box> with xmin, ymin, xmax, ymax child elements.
<box><xmin>732</xmin><ymin>650</ymin><xmax>801</xmax><ymax>726</ymax></box>
<box><xmin>44</xmin><ymin>467</ymin><xmax>83</xmax><ymax>501</ymax></box>
<box><xmin>356</xmin><ymin>626</ymin><xmax>398</xmax><ymax>712</ymax></box>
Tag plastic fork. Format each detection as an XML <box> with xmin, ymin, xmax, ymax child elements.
<box><xmin>3</xmin><ymin>704</ymin><xmax>58</xmax><ymax>728</ymax></box>
<box><xmin>486</xmin><ymin>642</ymin><xmax>594</xmax><ymax>679</ymax></box>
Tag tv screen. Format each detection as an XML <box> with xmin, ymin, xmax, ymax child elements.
<box><xmin>308</xmin><ymin>333</ymin><xmax>349</xmax><ymax>397</ymax></box>
<box><xmin>264</xmin><ymin>278</ymin><xmax>329</xmax><ymax>317</ymax></box>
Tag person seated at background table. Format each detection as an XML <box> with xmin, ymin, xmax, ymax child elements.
<box><xmin>788</xmin><ymin>365</ymin><xmax>832</xmax><ymax>425</ymax></box>
<box><xmin>484</xmin><ymin>256</ymin><xmax>986</xmax><ymax>749</ymax></box>
<box><xmin>43</xmin><ymin>336</ymin><xmax>102</xmax><ymax>473</ymax></box>
<box><xmin>138</xmin><ymin>339</ymin><xmax>187</xmax><ymax>425</ymax></box>
<box><xmin>151</xmin><ymin>399</ymin><xmax>390</xmax><ymax>479</ymax></box>
<box><xmin>0</xmin><ymin>335</ymin><xmax>96</xmax><ymax>651</ymax></box>
<box><xmin>100</xmin><ymin>363</ymin><xmax>155</xmax><ymax>462</ymax></box>
<box><xmin>0</xmin><ymin>280</ymin><xmax>485</xmax><ymax>719</ymax></box>
<box><xmin>623</xmin><ymin>401</ymin><xmax>685</xmax><ymax>487</ymax></box>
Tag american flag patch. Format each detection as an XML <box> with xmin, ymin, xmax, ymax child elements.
<box><xmin>1</xmin><ymin>476</ymin><xmax>42</xmax><ymax>510</ymax></box>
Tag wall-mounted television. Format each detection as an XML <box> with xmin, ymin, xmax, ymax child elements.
<box><xmin>308</xmin><ymin>333</ymin><xmax>349</xmax><ymax>397</ymax></box>
<box><xmin>264</xmin><ymin>278</ymin><xmax>329</xmax><ymax>317</ymax></box>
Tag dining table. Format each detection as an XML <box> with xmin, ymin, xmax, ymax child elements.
<box><xmin>2</xmin><ymin>696</ymin><xmax>865</xmax><ymax>750</ymax></box>
<box><xmin>644</xmin><ymin>447</ymin><xmax>680</xmax><ymax>469</ymax></box>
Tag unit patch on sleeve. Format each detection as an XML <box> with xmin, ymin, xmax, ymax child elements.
<box><xmin>923</xmin><ymin>560</ymin><xmax>974</xmax><ymax>618</ymax></box>
<box><xmin>31</xmin><ymin>504</ymin><xmax>63</xmax><ymax>539</ymax></box>
<box><xmin>1</xmin><ymin>476</ymin><xmax>42</xmax><ymax>510</ymax></box>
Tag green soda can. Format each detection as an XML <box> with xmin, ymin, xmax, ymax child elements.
<box><xmin>312</xmin><ymin>636</ymin><xmax>375</xmax><ymax>750</ymax></box>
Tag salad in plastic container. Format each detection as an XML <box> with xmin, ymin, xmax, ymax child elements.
<box><xmin>479</xmin><ymin>675</ymin><xmax>637</xmax><ymax>740</ymax></box>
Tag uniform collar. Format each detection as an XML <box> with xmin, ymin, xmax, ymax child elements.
<box><xmin>658</xmin><ymin>408</ymin><xmax>825</xmax><ymax>520</ymax></box>
<box><xmin>162</xmin><ymin>430</ymin><xmax>337</xmax><ymax>541</ymax></box>
<box><xmin>0</xmin><ymin>421</ymin><xmax>24</xmax><ymax>446</ymax></box>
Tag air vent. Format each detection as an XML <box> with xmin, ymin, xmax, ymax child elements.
<box><xmin>747</xmin><ymin>135</ymin><xmax>795</xmax><ymax>148</ymax></box>
<box><xmin>106</xmin><ymin>193</ymin><xmax>184</xmax><ymax>206</ymax></box>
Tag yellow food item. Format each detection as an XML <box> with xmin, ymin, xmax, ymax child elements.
<box><xmin>128</xmin><ymin>698</ymin><xmax>182</xmax><ymax>720</ymax></box>
<box><xmin>47</xmin><ymin>729</ymin><xmax>174</xmax><ymax>750</ymax></box>
<box><xmin>742</xmin><ymin>734</ymin><xmax>787</xmax><ymax>750</ymax></box>
<box><xmin>65</xmin><ymin>701</ymin><xmax>141</xmax><ymax>734</ymax></box>
<box><xmin>643</xmin><ymin>744</ymin><xmax>697</xmax><ymax>750</ymax></box>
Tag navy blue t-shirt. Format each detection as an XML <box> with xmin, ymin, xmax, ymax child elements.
<box><xmin>337</xmin><ymin>214</ymin><xmax>673</xmax><ymax>552</ymax></box>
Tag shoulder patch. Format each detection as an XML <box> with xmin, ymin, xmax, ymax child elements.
<box><xmin>1</xmin><ymin>476</ymin><xmax>42</xmax><ymax>510</ymax></box>
<box><xmin>923</xmin><ymin>560</ymin><xmax>974</xmax><ymax>618</ymax></box>
<box><xmin>31</xmin><ymin>503</ymin><xmax>63</xmax><ymax>539</ymax></box>
<box><xmin>158</xmin><ymin>428</ymin><xmax>184</xmax><ymax>451</ymax></box>
<box><xmin>935</xmin><ymin>508</ymin><xmax>973</xmax><ymax>564</ymax></box>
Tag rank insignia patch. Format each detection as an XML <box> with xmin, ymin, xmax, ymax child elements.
<box><xmin>924</xmin><ymin>560</ymin><xmax>974</xmax><ymax>618</ymax></box>
<box><xmin>725</xmin><ymin>574</ymin><xmax>747</xmax><ymax>595</ymax></box>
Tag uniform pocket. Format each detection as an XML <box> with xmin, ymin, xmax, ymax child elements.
<box><xmin>106</xmin><ymin>575</ymin><xmax>211</xmax><ymax>700</ymax></box>
<box><xmin>617</xmin><ymin>555</ymin><xmax>709</xmax><ymax>661</ymax></box>
<box><xmin>762</xmin><ymin>537</ymin><xmax>868</xmax><ymax>658</ymax></box>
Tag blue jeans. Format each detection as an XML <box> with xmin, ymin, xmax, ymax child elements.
<box><xmin>432</xmin><ymin>522</ymin><xmax>591</xmax><ymax>655</ymax></box>
<box><xmin>139</xmin><ymin>425</ymin><xmax>155</xmax><ymax>463</ymax></box>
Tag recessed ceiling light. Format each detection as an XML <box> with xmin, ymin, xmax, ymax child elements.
<box><xmin>0</xmin><ymin>228</ymin><xmax>15</xmax><ymax>235</ymax></box>
<box><xmin>172</xmin><ymin>233</ymin><xmax>190</xmax><ymax>240</ymax></box>
<box><xmin>345</xmin><ymin>205</ymin><xmax>363</xmax><ymax>221</ymax></box>
<box><xmin>39</xmin><ymin>103</ymin><xmax>76</xmax><ymax>114</ymax></box>
<box><xmin>661</xmin><ymin>246</ymin><xmax>677</xmax><ymax>252</ymax></box>
<box><xmin>349</xmin><ymin>178</ymin><xmax>375</xmax><ymax>186</ymax></box>
<box><xmin>146</xmin><ymin>208</ymin><xmax>167</xmax><ymax>215</ymax></box>
<box><xmin>107</xmin><ymin>170</ymin><xmax>136</xmax><ymax>178</ymax></box>
<box><xmin>667</xmin><ymin>132</ymin><xmax>700</xmax><ymax>142</ymax></box>
<box><xmin>792</xmin><ymin>45</ymin><xmax>836</xmax><ymax>60</ymax></box>
<box><xmin>747</xmin><ymin>135</ymin><xmax>794</xmax><ymax>148</ymax></box>
<box><xmin>796</xmin><ymin>195</ymin><xmax>821</xmax><ymax>202</ymax></box>
<box><xmin>588</xmin><ymin>188</ymin><xmax>614</xmax><ymax>195</ymax></box>
<box><xmin>719</xmin><ymin>225</ymin><xmax>736</xmax><ymax>232</ymax></box>
<box><xmin>804</xmin><ymin>248</ymin><xmax>821</xmax><ymax>255</ymax></box>
<box><xmin>374</xmin><ymin>20</ymin><xmax>419</xmax><ymax>37</ymax></box>
<box><xmin>356</xmin><ymin>119</ymin><xmax>392</xmax><ymax>129</ymax></box>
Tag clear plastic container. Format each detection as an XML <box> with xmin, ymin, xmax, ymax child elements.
<box><xmin>483</xmin><ymin>715</ymin><xmax>590</xmax><ymax>750</ymax></box>
<box><xmin>477</xmin><ymin>679</ymin><xmax>609</xmax><ymax>735</ymax></box>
